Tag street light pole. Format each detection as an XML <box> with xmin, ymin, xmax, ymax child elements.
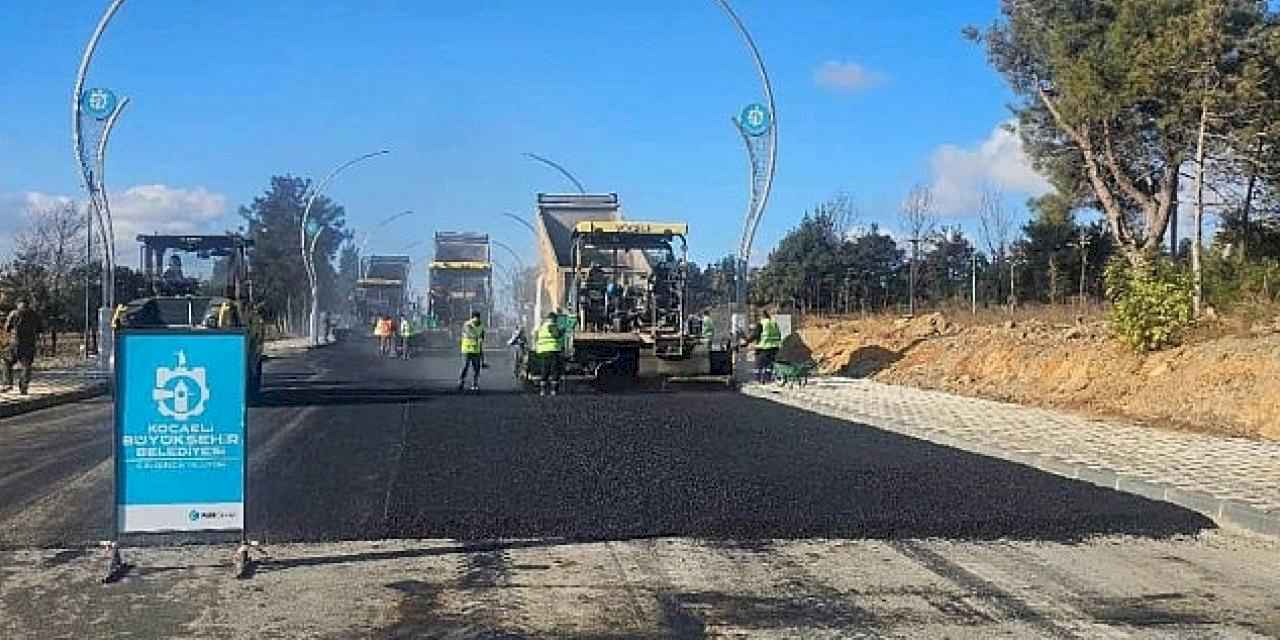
<box><xmin>502</xmin><ymin>212</ymin><xmax>537</xmax><ymax>238</ymax></box>
<box><xmin>72</xmin><ymin>0</ymin><xmax>127</xmax><ymax>364</ymax></box>
<box><xmin>355</xmin><ymin>210</ymin><xmax>415</xmax><ymax>277</ymax></box>
<box><xmin>522</xmin><ymin>153</ymin><xmax>586</xmax><ymax>194</ymax></box>
<box><xmin>301</xmin><ymin>149</ymin><xmax>391</xmax><ymax>345</ymax></box>
<box><xmin>714</xmin><ymin>0</ymin><xmax>777</xmax><ymax>341</ymax></box>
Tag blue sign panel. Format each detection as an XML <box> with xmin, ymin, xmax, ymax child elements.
<box><xmin>82</xmin><ymin>87</ymin><xmax>118</xmax><ymax>121</ymax></box>
<box><xmin>740</xmin><ymin>103</ymin><xmax>772</xmax><ymax>137</ymax></box>
<box><xmin>115</xmin><ymin>331</ymin><xmax>247</xmax><ymax>533</ymax></box>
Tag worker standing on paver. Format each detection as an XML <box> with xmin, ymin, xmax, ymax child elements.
<box><xmin>458</xmin><ymin>311</ymin><xmax>486</xmax><ymax>391</ymax></box>
<box><xmin>398</xmin><ymin>314</ymin><xmax>415</xmax><ymax>360</ymax></box>
<box><xmin>2</xmin><ymin>299</ymin><xmax>41</xmax><ymax>396</ymax></box>
<box><xmin>752</xmin><ymin>310</ymin><xmax>781</xmax><ymax>384</ymax></box>
<box><xmin>534</xmin><ymin>311</ymin><xmax>563</xmax><ymax>396</ymax></box>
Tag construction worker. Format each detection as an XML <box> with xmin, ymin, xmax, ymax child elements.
<box><xmin>2</xmin><ymin>299</ymin><xmax>41</xmax><ymax>395</ymax></box>
<box><xmin>752</xmin><ymin>310</ymin><xmax>781</xmax><ymax>383</ymax></box>
<box><xmin>374</xmin><ymin>315</ymin><xmax>394</xmax><ymax>357</ymax></box>
<box><xmin>534</xmin><ymin>311</ymin><xmax>564</xmax><ymax>396</ymax></box>
<box><xmin>701</xmin><ymin>309</ymin><xmax>715</xmax><ymax>347</ymax></box>
<box><xmin>458</xmin><ymin>311</ymin><xmax>486</xmax><ymax>391</ymax></box>
<box><xmin>398</xmin><ymin>314</ymin><xmax>414</xmax><ymax>359</ymax></box>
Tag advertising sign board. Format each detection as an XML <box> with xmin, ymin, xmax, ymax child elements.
<box><xmin>115</xmin><ymin>331</ymin><xmax>247</xmax><ymax>534</ymax></box>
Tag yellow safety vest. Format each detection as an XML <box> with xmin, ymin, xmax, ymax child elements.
<box><xmin>757</xmin><ymin>317</ymin><xmax>781</xmax><ymax>350</ymax></box>
<box><xmin>701</xmin><ymin>316</ymin><xmax>714</xmax><ymax>339</ymax></box>
<box><xmin>460</xmin><ymin>320</ymin><xmax>484</xmax><ymax>354</ymax></box>
<box><xmin>534</xmin><ymin>320</ymin><xmax>561</xmax><ymax>354</ymax></box>
<box><xmin>399</xmin><ymin>319</ymin><xmax>414</xmax><ymax>337</ymax></box>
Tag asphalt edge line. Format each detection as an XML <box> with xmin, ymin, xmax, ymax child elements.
<box><xmin>0</xmin><ymin>384</ymin><xmax>109</xmax><ymax>420</ymax></box>
<box><xmin>742</xmin><ymin>384</ymin><xmax>1280</xmax><ymax>540</ymax></box>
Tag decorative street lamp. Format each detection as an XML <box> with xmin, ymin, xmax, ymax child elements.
<box><xmin>522</xmin><ymin>153</ymin><xmax>586</xmax><ymax>194</ymax></box>
<box><xmin>502</xmin><ymin>212</ymin><xmax>537</xmax><ymax>238</ymax></box>
<box><xmin>355</xmin><ymin>210</ymin><xmax>416</xmax><ymax>277</ymax></box>
<box><xmin>72</xmin><ymin>0</ymin><xmax>128</xmax><ymax>366</ymax></box>
<box><xmin>301</xmin><ymin>149</ymin><xmax>391</xmax><ymax>345</ymax></box>
<box><xmin>713</xmin><ymin>0</ymin><xmax>777</xmax><ymax>326</ymax></box>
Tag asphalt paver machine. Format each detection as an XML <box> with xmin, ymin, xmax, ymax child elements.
<box><xmin>523</xmin><ymin>193</ymin><xmax>732</xmax><ymax>387</ymax></box>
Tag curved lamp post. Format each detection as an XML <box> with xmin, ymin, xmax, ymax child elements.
<box><xmin>502</xmin><ymin>212</ymin><xmax>537</xmax><ymax>237</ymax></box>
<box><xmin>94</xmin><ymin>96</ymin><xmax>130</xmax><ymax>276</ymax></box>
<box><xmin>355</xmin><ymin>209</ymin><xmax>416</xmax><ymax>276</ymax></box>
<box><xmin>522</xmin><ymin>152</ymin><xmax>586</xmax><ymax>194</ymax></box>
<box><xmin>301</xmin><ymin>149</ymin><xmax>391</xmax><ymax>345</ymax></box>
<box><xmin>490</xmin><ymin>239</ymin><xmax>526</xmax><ymax>272</ymax></box>
<box><xmin>712</xmin><ymin>0</ymin><xmax>777</xmax><ymax>310</ymax></box>
<box><xmin>72</xmin><ymin>0</ymin><xmax>127</xmax><ymax>366</ymax></box>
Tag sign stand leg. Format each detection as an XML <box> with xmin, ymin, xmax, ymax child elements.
<box><xmin>232</xmin><ymin>539</ymin><xmax>269</xmax><ymax>579</ymax></box>
<box><xmin>99</xmin><ymin>540</ymin><xmax>126</xmax><ymax>584</ymax></box>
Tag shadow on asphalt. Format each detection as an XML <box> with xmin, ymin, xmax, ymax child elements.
<box><xmin>253</xmin><ymin>385</ymin><xmax>527</xmax><ymax>407</ymax></box>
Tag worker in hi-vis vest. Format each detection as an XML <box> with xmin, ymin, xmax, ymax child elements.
<box><xmin>700</xmin><ymin>309</ymin><xmax>715</xmax><ymax>347</ymax></box>
<box><xmin>458</xmin><ymin>311</ymin><xmax>486</xmax><ymax>391</ymax></box>
<box><xmin>533</xmin><ymin>311</ymin><xmax>564</xmax><ymax>396</ymax></box>
<box><xmin>752</xmin><ymin>310</ymin><xmax>781</xmax><ymax>383</ymax></box>
<box><xmin>398</xmin><ymin>314</ymin><xmax>415</xmax><ymax>360</ymax></box>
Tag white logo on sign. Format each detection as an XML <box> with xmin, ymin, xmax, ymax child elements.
<box><xmin>152</xmin><ymin>351</ymin><xmax>209</xmax><ymax>421</ymax></box>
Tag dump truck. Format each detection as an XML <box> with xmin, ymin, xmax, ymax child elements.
<box><xmin>420</xmin><ymin>232</ymin><xmax>493</xmax><ymax>351</ymax></box>
<box><xmin>112</xmin><ymin>234</ymin><xmax>267</xmax><ymax>397</ymax></box>
<box><xmin>523</xmin><ymin>193</ymin><xmax>731</xmax><ymax>385</ymax></box>
<box><xmin>356</xmin><ymin>255</ymin><xmax>412</xmax><ymax>330</ymax></box>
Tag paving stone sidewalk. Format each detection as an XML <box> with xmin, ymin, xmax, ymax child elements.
<box><xmin>0</xmin><ymin>337</ymin><xmax>319</xmax><ymax>419</ymax></box>
<box><xmin>744</xmin><ymin>377</ymin><xmax>1280</xmax><ymax>538</ymax></box>
<box><xmin>0</xmin><ymin>363</ymin><xmax>110</xmax><ymax>418</ymax></box>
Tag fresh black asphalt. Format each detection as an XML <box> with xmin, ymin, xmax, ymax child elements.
<box><xmin>0</xmin><ymin>340</ymin><xmax>1214</xmax><ymax>549</ymax></box>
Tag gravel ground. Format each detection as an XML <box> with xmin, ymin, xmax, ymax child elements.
<box><xmin>1</xmin><ymin>341</ymin><xmax>1275</xmax><ymax>637</ymax></box>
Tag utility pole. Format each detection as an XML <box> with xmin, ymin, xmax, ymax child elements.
<box><xmin>908</xmin><ymin>233</ymin><xmax>920</xmax><ymax>316</ymax></box>
<box><xmin>971</xmin><ymin>252</ymin><xmax>978</xmax><ymax>316</ymax></box>
<box><xmin>1078</xmin><ymin>233</ymin><xmax>1090</xmax><ymax>308</ymax></box>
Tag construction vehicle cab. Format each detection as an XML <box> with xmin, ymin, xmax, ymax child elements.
<box><xmin>113</xmin><ymin>234</ymin><xmax>266</xmax><ymax>396</ymax></box>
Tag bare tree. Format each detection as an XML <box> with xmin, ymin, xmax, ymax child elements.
<box><xmin>9</xmin><ymin>203</ymin><xmax>87</xmax><ymax>353</ymax></box>
<box><xmin>899</xmin><ymin>184</ymin><xmax>936</xmax><ymax>315</ymax></box>
<box><xmin>824</xmin><ymin>191</ymin><xmax>861</xmax><ymax>240</ymax></box>
<box><xmin>977</xmin><ymin>184</ymin><xmax>1013</xmax><ymax>307</ymax></box>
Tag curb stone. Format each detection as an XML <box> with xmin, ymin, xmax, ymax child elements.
<box><xmin>0</xmin><ymin>383</ymin><xmax>109</xmax><ymax>420</ymax></box>
<box><xmin>743</xmin><ymin>383</ymin><xmax>1280</xmax><ymax>540</ymax></box>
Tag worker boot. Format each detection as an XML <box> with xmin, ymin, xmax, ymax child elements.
<box><xmin>539</xmin><ymin>382</ymin><xmax>548</xmax><ymax>397</ymax></box>
<box><xmin>550</xmin><ymin>381</ymin><xmax>560</xmax><ymax>397</ymax></box>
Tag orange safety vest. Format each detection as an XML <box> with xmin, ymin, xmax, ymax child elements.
<box><xmin>375</xmin><ymin>319</ymin><xmax>393</xmax><ymax>337</ymax></box>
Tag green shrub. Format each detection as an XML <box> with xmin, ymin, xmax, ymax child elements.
<box><xmin>1104</xmin><ymin>257</ymin><xmax>1194</xmax><ymax>352</ymax></box>
<box><xmin>1204</xmin><ymin>253</ymin><xmax>1280</xmax><ymax>308</ymax></box>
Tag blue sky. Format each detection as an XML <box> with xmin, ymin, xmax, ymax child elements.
<box><xmin>0</xmin><ymin>1</ymin><xmax>1047</xmax><ymax>267</ymax></box>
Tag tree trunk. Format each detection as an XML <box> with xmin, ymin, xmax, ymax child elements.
<box><xmin>1192</xmin><ymin>96</ymin><xmax>1209</xmax><ymax>318</ymax></box>
<box><xmin>1240</xmin><ymin>137</ymin><xmax>1263</xmax><ymax>263</ymax></box>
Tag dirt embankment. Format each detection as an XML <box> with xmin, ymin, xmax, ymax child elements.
<box><xmin>796</xmin><ymin>312</ymin><xmax>1280</xmax><ymax>441</ymax></box>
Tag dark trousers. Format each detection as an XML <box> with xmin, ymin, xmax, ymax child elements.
<box><xmin>755</xmin><ymin>348</ymin><xmax>778</xmax><ymax>382</ymax></box>
<box><xmin>459</xmin><ymin>353</ymin><xmax>483</xmax><ymax>383</ymax></box>
<box><xmin>3</xmin><ymin>346</ymin><xmax>35</xmax><ymax>392</ymax></box>
<box><xmin>536</xmin><ymin>352</ymin><xmax>562</xmax><ymax>385</ymax></box>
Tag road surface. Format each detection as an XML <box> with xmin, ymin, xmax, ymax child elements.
<box><xmin>1</xmin><ymin>340</ymin><xmax>1277</xmax><ymax>638</ymax></box>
